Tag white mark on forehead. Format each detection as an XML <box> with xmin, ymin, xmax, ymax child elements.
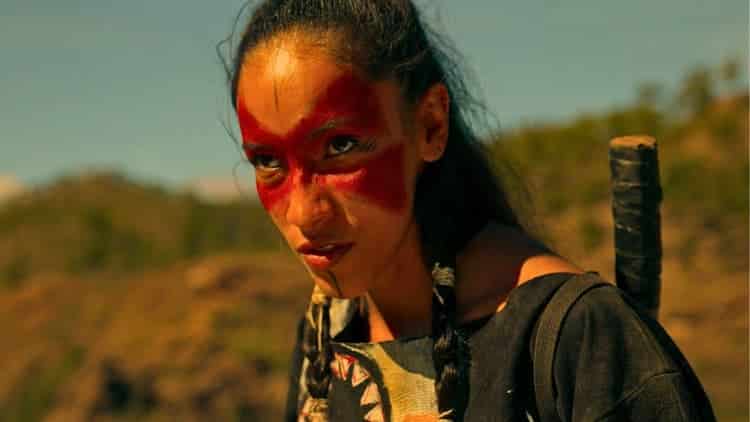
<box><xmin>266</xmin><ymin>45</ymin><xmax>297</xmax><ymax>78</ymax></box>
<box><xmin>239</xmin><ymin>36</ymin><xmax>353</xmax><ymax>135</ymax></box>
<box><xmin>266</xmin><ymin>47</ymin><xmax>298</xmax><ymax>113</ymax></box>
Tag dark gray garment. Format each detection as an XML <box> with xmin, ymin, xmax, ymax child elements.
<box><xmin>285</xmin><ymin>272</ymin><xmax>715</xmax><ymax>421</ymax></box>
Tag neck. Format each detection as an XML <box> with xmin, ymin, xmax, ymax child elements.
<box><xmin>362</xmin><ymin>221</ymin><xmax>547</xmax><ymax>342</ymax></box>
<box><xmin>365</xmin><ymin>220</ymin><xmax>433</xmax><ymax>342</ymax></box>
<box><xmin>361</xmin><ymin>221</ymin><xmax>574</xmax><ymax>342</ymax></box>
<box><xmin>454</xmin><ymin>222</ymin><xmax>561</xmax><ymax>321</ymax></box>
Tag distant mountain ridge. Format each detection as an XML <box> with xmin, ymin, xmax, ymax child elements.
<box><xmin>0</xmin><ymin>171</ymin><xmax>279</xmax><ymax>285</ymax></box>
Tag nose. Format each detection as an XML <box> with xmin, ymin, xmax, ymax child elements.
<box><xmin>285</xmin><ymin>177</ymin><xmax>335</xmax><ymax>239</ymax></box>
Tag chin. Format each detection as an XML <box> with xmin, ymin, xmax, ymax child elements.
<box><xmin>309</xmin><ymin>269</ymin><xmax>365</xmax><ymax>300</ymax></box>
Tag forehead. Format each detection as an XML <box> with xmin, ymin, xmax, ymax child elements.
<box><xmin>236</xmin><ymin>40</ymin><xmax>398</xmax><ymax>138</ymax></box>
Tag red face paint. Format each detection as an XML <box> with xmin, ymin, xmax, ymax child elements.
<box><xmin>317</xmin><ymin>143</ymin><xmax>405</xmax><ymax>210</ymax></box>
<box><xmin>236</xmin><ymin>72</ymin><xmax>407</xmax><ymax>212</ymax></box>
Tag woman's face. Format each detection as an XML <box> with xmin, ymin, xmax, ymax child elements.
<box><xmin>235</xmin><ymin>37</ymin><xmax>448</xmax><ymax>298</ymax></box>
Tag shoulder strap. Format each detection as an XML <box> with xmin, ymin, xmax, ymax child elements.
<box><xmin>533</xmin><ymin>272</ymin><xmax>609</xmax><ymax>422</ymax></box>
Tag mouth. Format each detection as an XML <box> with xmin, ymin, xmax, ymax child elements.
<box><xmin>296</xmin><ymin>242</ymin><xmax>354</xmax><ymax>271</ymax></box>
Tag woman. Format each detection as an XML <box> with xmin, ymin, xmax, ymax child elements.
<box><xmin>223</xmin><ymin>1</ymin><xmax>715</xmax><ymax>420</ymax></box>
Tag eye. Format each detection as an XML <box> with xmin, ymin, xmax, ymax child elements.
<box><xmin>249</xmin><ymin>153</ymin><xmax>282</xmax><ymax>171</ymax></box>
<box><xmin>325</xmin><ymin>136</ymin><xmax>359</xmax><ymax>158</ymax></box>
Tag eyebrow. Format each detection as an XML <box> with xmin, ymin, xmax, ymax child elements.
<box><xmin>306</xmin><ymin>118</ymin><xmax>351</xmax><ymax>140</ymax></box>
<box><xmin>242</xmin><ymin>117</ymin><xmax>353</xmax><ymax>150</ymax></box>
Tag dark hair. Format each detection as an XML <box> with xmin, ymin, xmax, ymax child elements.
<box><xmin>220</xmin><ymin>1</ymin><xmax>546</xmax><ymax>420</ymax></box>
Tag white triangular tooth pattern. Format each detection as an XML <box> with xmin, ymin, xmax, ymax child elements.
<box><xmin>360</xmin><ymin>382</ymin><xmax>380</xmax><ymax>406</ymax></box>
<box><xmin>363</xmin><ymin>404</ymin><xmax>384</xmax><ymax>422</ymax></box>
<box><xmin>350</xmin><ymin>362</ymin><xmax>370</xmax><ymax>387</ymax></box>
<box><xmin>338</xmin><ymin>353</ymin><xmax>354</xmax><ymax>379</ymax></box>
<box><xmin>330</xmin><ymin>353</ymin><xmax>343</xmax><ymax>380</ymax></box>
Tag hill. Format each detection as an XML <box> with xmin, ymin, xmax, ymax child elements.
<box><xmin>0</xmin><ymin>172</ymin><xmax>280</xmax><ymax>287</ymax></box>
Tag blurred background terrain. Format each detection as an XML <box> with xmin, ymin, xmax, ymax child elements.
<box><xmin>1</xmin><ymin>1</ymin><xmax>747</xmax><ymax>421</ymax></box>
<box><xmin>1</xmin><ymin>66</ymin><xmax>747</xmax><ymax>421</ymax></box>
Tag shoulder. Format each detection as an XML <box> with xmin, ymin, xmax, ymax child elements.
<box><xmin>457</xmin><ymin>222</ymin><xmax>585</xmax><ymax>321</ymax></box>
<box><xmin>481</xmin><ymin>222</ymin><xmax>586</xmax><ymax>287</ymax></box>
<box><xmin>551</xmin><ymin>281</ymin><xmax>715</xmax><ymax>421</ymax></box>
<box><xmin>560</xmin><ymin>283</ymin><xmax>671</xmax><ymax>358</ymax></box>
<box><xmin>558</xmin><ymin>283</ymin><xmax>676</xmax><ymax>372</ymax></box>
<box><xmin>516</xmin><ymin>252</ymin><xmax>585</xmax><ymax>287</ymax></box>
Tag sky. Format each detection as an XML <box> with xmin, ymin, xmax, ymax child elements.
<box><xmin>1</xmin><ymin>0</ymin><xmax>747</xmax><ymax>192</ymax></box>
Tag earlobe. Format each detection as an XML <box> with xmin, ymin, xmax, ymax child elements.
<box><xmin>417</xmin><ymin>83</ymin><xmax>450</xmax><ymax>162</ymax></box>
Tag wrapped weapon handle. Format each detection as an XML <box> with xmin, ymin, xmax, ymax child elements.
<box><xmin>609</xmin><ymin>135</ymin><xmax>663</xmax><ymax>319</ymax></box>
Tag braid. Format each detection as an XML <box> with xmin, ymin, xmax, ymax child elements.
<box><xmin>301</xmin><ymin>286</ymin><xmax>333</xmax><ymax>421</ymax></box>
<box><xmin>431</xmin><ymin>261</ymin><xmax>470</xmax><ymax>421</ymax></box>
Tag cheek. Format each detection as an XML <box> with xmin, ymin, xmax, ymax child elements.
<box><xmin>254</xmin><ymin>155</ymin><xmax>297</xmax><ymax>211</ymax></box>
<box><xmin>319</xmin><ymin>144</ymin><xmax>408</xmax><ymax>212</ymax></box>
<box><xmin>256</xmin><ymin>177</ymin><xmax>291</xmax><ymax>211</ymax></box>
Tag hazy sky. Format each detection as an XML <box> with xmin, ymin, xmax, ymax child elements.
<box><xmin>2</xmin><ymin>0</ymin><xmax>747</xmax><ymax>189</ymax></box>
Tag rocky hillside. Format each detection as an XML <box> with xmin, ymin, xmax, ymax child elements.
<box><xmin>0</xmin><ymin>172</ymin><xmax>279</xmax><ymax>287</ymax></box>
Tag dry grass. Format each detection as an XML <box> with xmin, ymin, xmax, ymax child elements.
<box><xmin>0</xmin><ymin>251</ymin><xmax>311</xmax><ymax>422</ymax></box>
<box><xmin>1</xmin><ymin>225</ymin><xmax>746</xmax><ymax>421</ymax></box>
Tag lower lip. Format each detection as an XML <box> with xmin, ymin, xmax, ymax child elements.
<box><xmin>300</xmin><ymin>244</ymin><xmax>354</xmax><ymax>271</ymax></box>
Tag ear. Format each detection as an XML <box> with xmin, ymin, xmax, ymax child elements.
<box><xmin>415</xmin><ymin>83</ymin><xmax>450</xmax><ymax>162</ymax></box>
